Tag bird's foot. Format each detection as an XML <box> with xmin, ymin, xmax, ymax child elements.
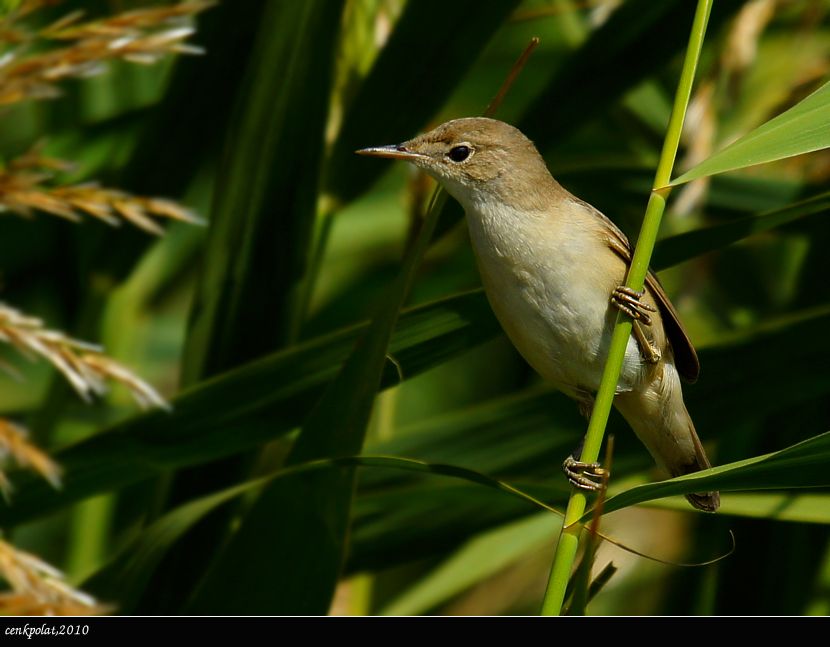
<box><xmin>610</xmin><ymin>286</ymin><xmax>656</xmax><ymax>325</ymax></box>
<box><xmin>563</xmin><ymin>455</ymin><xmax>608</xmax><ymax>492</ymax></box>
<box><xmin>611</xmin><ymin>286</ymin><xmax>662</xmax><ymax>363</ymax></box>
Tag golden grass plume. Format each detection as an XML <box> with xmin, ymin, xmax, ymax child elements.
<box><xmin>0</xmin><ymin>0</ymin><xmax>214</xmax><ymax>106</ymax></box>
<box><xmin>0</xmin><ymin>145</ymin><xmax>203</xmax><ymax>234</ymax></box>
<box><xmin>0</xmin><ymin>302</ymin><xmax>169</xmax><ymax>409</ymax></box>
<box><xmin>0</xmin><ymin>418</ymin><xmax>61</xmax><ymax>496</ymax></box>
<box><xmin>0</xmin><ymin>539</ymin><xmax>110</xmax><ymax>615</ymax></box>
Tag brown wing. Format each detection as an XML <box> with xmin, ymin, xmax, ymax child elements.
<box><xmin>582</xmin><ymin>200</ymin><xmax>700</xmax><ymax>382</ymax></box>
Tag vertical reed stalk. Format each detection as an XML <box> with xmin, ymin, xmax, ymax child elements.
<box><xmin>540</xmin><ymin>0</ymin><xmax>713</xmax><ymax>616</ymax></box>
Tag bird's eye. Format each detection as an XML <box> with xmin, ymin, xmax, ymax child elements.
<box><xmin>447</xmin><ymin>145</ymin><xmax>472</xmax><ymax>163</ymax></box>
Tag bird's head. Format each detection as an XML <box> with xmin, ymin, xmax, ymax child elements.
<box><xmin>357</xmin><ymin>117</ymin><xmax>556</xmax><ymax>211</ymax></box>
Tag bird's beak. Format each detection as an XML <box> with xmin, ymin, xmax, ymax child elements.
<box><xmin>355</xmin><ymin>144</ymin><xmax>426</xmax><ymax>161</ymax></box>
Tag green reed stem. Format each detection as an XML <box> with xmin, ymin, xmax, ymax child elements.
<box><xmin>540</xmin><ymin>0</ymin><xmax>713</xmax><ymax>616</ymax></box>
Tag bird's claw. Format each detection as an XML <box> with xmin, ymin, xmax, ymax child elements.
<box><xmin>610</xmin><ymin>287</ymin><xmax>662</xmax><ymax>363</ymax></box>
<box><xmin>563</xmin><ymin>456</ymin><xmax>608</xmax><ymax>492</ymax></box>
<box><xmin>610</xmin><ymin>286</ymin><xmax>657</xmax><ymax>325</ymax></box>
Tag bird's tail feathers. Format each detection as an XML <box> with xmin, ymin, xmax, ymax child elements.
<box><xmin>615</xmin><ymin>362</ymin><xmax>719</xmax><ymax>512</ymax></box>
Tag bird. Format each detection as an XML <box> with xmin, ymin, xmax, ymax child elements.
<box><xmin>357</xmin><ymin>117</ymin><xmax>719</xmax><ymax>512</ymax></box>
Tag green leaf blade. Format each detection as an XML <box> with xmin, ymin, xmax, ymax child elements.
<box><xmin>671</xmin><ymin>79</ymin><xmax>830</xmax><ymax>186</ymax></box>
<box><xmin>598</xmin><ymin>430</ymin><xmax>830</xmax><ymax>516</ymax></box>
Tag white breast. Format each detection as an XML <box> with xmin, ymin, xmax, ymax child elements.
<box><xmin>463</xmin><ymin>196</ymin><xmax>643</xmax><ymax>395</ymax></box>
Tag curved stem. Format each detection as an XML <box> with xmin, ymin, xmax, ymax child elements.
<box><xmin>540</xmin><ymin>0</ymin><xmax>713</xmax><ymax>616</ymax></box>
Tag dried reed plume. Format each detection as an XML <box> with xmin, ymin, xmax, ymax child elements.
<box><xmin>0</xmin><ymin>0</ymin><xmax>214</xmax><ymax>106</ymax></box>
<box><xmin>0</xmin><ymin>302</ymin><xmax>169</xmax><ymax>410</ymax></box>
<box><xmin>0</xmin><ymin>1</ymin><xmax>211</xmax><ymax>618</ymax></box>
<box><xmin>0</xmin><ymin>539</ymin><xmax>110</xmax><ymax>615</ymax></box>
<box><xmin>0</xmin><ymin>145</ymin><xmax>203</xmax><ymax>234</ymax></box>
<box><xmin>0</xmin><ymin>418</ymin><xmax>61</xmax><ymax>496</ymax></box>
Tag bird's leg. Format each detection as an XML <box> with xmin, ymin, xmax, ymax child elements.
<box><xmin>610</xmin><ymin>286</ymin><xmax>661</xmax><ymax>364</ymax></box>
<box><xmin>575</xmin><ymin>389</ymin><xmax>594</xmax><ymax>419</ymax></box>
<box><xmin>562</xmin><ymin>393</ymin><xmax>608</xmax><ymax>492</ymax></box>
<box><xmin>632</xmin><ymin>320</ymin><xmax>661</xmax><ymax>364</ymax></box>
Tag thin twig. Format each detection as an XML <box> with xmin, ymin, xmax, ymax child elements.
<box><xmin>485</xmin><ymin>37</ymin><xmax>540</xmax><ymax>117</ymax></box>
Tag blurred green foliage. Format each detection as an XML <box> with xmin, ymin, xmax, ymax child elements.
<box><xmin>2</xmin><ymin>0</ymin><xmax>830</xmax><ymax>616</ymax></box>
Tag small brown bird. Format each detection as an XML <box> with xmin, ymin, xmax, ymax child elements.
<box><xmin>358</xmin><ymin>117</ymin><xmax>718</xmax><ymax>512</ymax></box>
